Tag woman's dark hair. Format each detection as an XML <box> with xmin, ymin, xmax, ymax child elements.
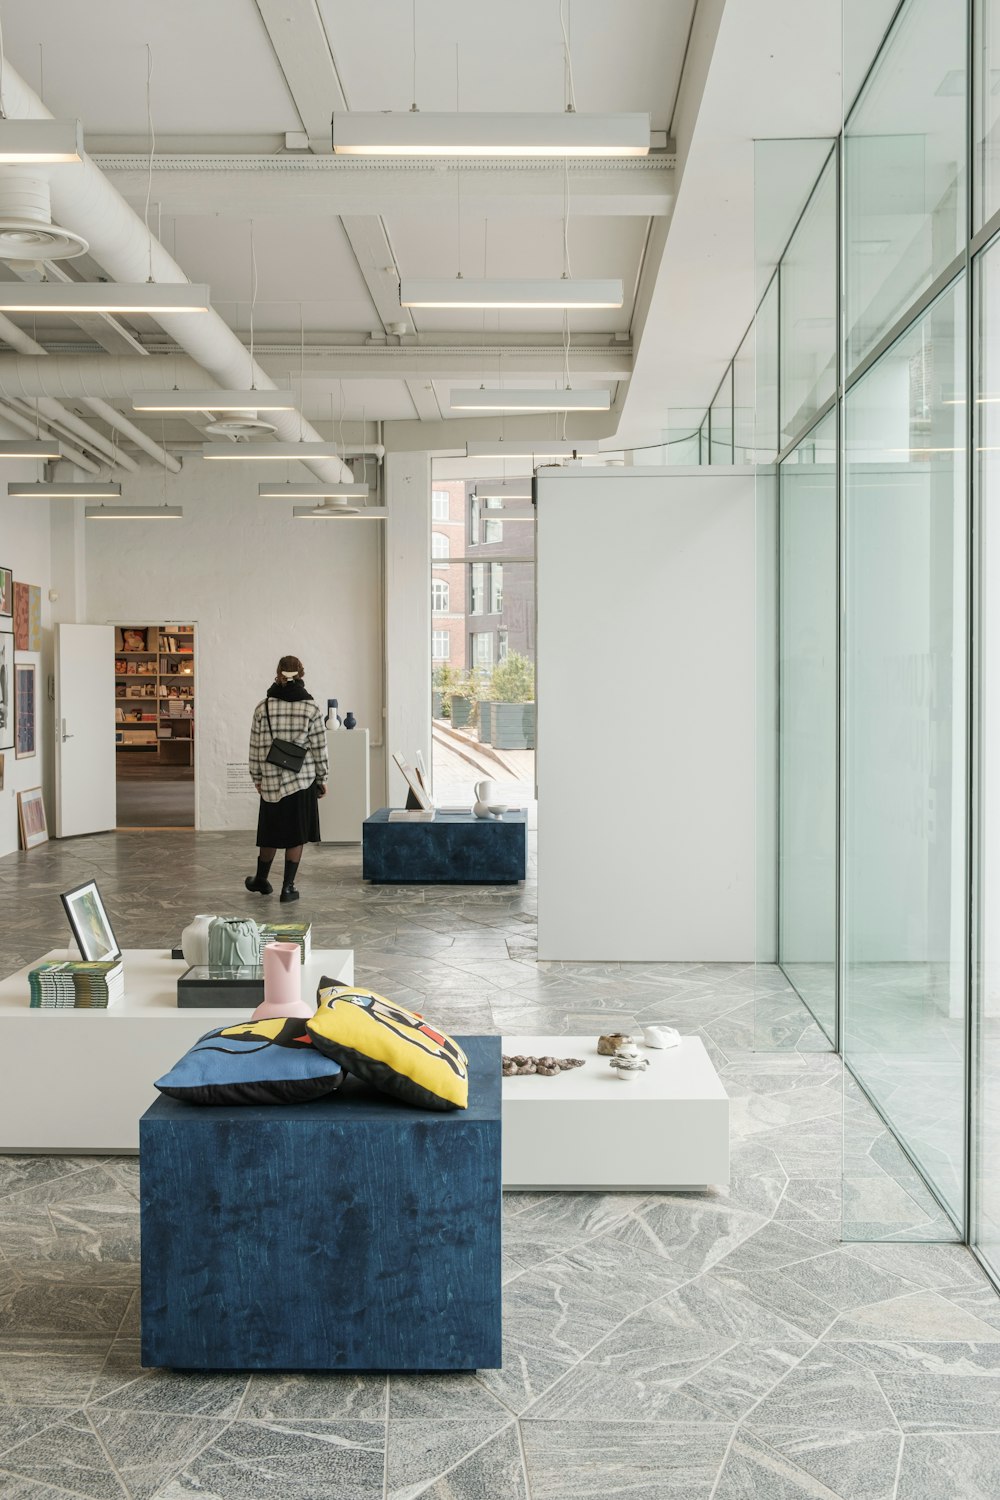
<box><xmin>276</xmin><ymin>654</ymin><xmax>305</xmax><ymax>681</ymax></box>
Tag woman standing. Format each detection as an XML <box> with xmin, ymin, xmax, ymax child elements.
<box><xmin>246</xmin><ymin>655</ymin><xmax>328</xmax><ymax>903</ymax></box>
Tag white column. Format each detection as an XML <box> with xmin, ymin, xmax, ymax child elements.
<box><xmin>384</xmin><ymin>452</ymin><xmax>431</xmax><ymax>807</ymax></box>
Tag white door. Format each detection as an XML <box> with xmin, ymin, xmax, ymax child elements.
<box><xmin>55</xmin><ymin>624</ymin><xmax>116</xmax><ymax>838</ymax></box>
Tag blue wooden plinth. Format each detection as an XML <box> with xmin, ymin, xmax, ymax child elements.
<box><xmin>140</xmin><ymin>1035</ymin><xmax>501</xmax><ymax>1371</ymax></box>
<box><xmin>363</xmin><ymin>808</ymin><xmax>526</xmax><ymax>884</ymax></box>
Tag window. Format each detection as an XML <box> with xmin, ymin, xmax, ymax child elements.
<box><xmin>432</xmin><ymin>630</ymin><xmax>450</xmax><ymax>661</ymax></box>
<box><xmin>431</xmin><ymin>578</ymin><xmax>450</xmax><ymax>613</ymax></box>
<box><xmin>490</xmin><ymin>562</ymin><xmax>503</xmax><ymax>614</ymax></box>
<box><xmin>498</xmin><ymin>628</ymin><xmax>509</xmax><ymax>662</ymax></box>
<box><xmin>470</xmin><ymin>562</ymin><xmax>485</xmax><ymax>615</ymax></box>
<box><xmin>484</xmin><ymin>496</ymin><xmax>503</xmax><ymax>543</ymax></box>
<box><xmin>432</xmin><ymin>489</ymin><xmax>450</xmax><ymax>520</ymax></box>
<box><xmin>472</xmin><ymin>631</ymin><xmax>494</xmax><ymax>671</ymax></box>
<box><xmin>469</xmin><ymin>495</ymin><xmax>481</xmax><ymax>545</ymax></box>
<box><xmin>432</xmin><ymin>531</ymin><xmax>450</xmax><ymax>559</ymax></box>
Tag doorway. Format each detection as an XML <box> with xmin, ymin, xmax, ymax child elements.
<box><xmin>114</xmin><ymin>622</ymin><xmax>196</xmax><ymax>828</ymax></box>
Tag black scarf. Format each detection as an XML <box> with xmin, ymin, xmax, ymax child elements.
<box><xmin>267</xmin><ymin>679</ymin><xmax>313</xmax><ymax>702</ymax></box>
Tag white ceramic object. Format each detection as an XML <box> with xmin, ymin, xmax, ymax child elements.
<box><xmin>642</xmin><ymin>1025</ymin><xmax>680</xmax><ymax>1050</ymax></box>
<box><xmin>488</xmin><ymin>804</ymin><xmax>509</xmax><ymax>818</ymax></box>
<box><xmin>473</xmin><ymin>778</ymin><xmax>498</xmax><ymax>819</ymax></box>
<box><xmin>614</xmin><ymin>1040</ymin><xmax>641</xmax><ymax>1061</ymax></box>
<box><xmin>180</xmin><ymin>914</ymin><xmax>216</xmax><ymax>966</ymax></box>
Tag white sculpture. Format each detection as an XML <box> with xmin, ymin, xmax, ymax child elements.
<box><xmin>474</xmin><ymin>778</ymin><xmax>506</xmax><ymax>819</ymax></box>
<box><xmin>642</xmin><ymin>1025</ymin><xmax>680</xmax><ymax>1050</ymax></box>
<box><xmin>180</xmin><ymin>914</ymin><xmax>216</xmax><ymax>966</ymax></box>
<box><xmin>609</xmin><ymin>1039</ymin><xmax>650</xmax><ymax>1081</ymax></box>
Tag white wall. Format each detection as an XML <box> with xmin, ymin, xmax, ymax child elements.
<box><xmin>84</xmin><ymin>462</ymin><xmax>385</xmax><ymax>831</ymax></box>
<box><xmin>384</xmin><ymin>452</ymin><xmax>431</xmax><ymax>806</ymax></box>
<box><xmin>536</xmin><ymin>467</ymin><xmax>757</xmax><ymax>962</ymax></box>
<box><xmin>0</xmin><ymin>478</ymin><xmax>55</xmax><ymax>858</ymax></box>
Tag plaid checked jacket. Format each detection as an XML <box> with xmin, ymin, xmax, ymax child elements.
<box><xmin>249</xmin><ymin>696</ymin><xmax>330</xmax><ymax>803</ymax></box>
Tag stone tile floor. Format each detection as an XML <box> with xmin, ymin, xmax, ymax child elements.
<box><xmin>0</xmin><ymin>830</ymin><xmax>998</xmax><ymax>1498</ymax></box>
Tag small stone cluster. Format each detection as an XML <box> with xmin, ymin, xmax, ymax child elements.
<box><xmin>502</xmin><ymin>1054</ymin><xmax>586</xmax><ymax>1077</ymax></box>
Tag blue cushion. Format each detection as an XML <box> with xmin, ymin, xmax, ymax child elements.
<box><xmin>155</xmin><ymin>1016</ymin><xmax>343</xmax><ymax>1106</ymax></box>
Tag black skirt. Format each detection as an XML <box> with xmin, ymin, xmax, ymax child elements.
<box><xmin>256</xmin><ymin>784</ymin><xmax>321</xmax><ymax>848</ymax></box>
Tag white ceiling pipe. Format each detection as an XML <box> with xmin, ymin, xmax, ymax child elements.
<box><xmin>81</xmin><ymin>398</ymin><xmax>180</xmax><ymax>473</ymax></box>
<box><xmin>0</xmin><ymin>60</ymin><xmax>351</xmax><ymax>485</ymax></box>
<box><xmin>0</xmin><ymin>398</ymin><xmax>101</xmax><ymax>472</ymax></box>
<box><xmin>33</xmin><ymin>396</ymin><xmax>138</xmax><ymax>471</ymax></box>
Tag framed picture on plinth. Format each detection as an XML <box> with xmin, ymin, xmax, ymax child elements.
<box><xmin>60</xmin><ymin>880</ymin><xmax>121</xmax><ymax>962</ymax></box>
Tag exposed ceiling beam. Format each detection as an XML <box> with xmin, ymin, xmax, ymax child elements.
<box><xmin>252</xmin><ymin>0</ymin><xmax>342</xmax><ymax>146</ymax></box>
<box><xmin>94</xmin><ymin>157</ymin><xmax>674</xmax><ymax>219</ymax></box>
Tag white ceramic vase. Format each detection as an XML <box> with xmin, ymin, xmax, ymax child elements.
<box><xmin>181</xmin><ymin>914</ymin><xmax>216</xmax><ymax>966</ymax></box>
<box><xmin>473</xmin><ymin>778</ymin><xmax>498</xmax><ymax>819</ymax></box>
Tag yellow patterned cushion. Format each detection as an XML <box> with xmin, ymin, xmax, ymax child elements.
<box><xmin>307</xmin><ymin>983</ymin><xmax>468</xmax><ymax>1111</ymax></box>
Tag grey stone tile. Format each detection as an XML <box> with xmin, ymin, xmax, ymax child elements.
<box><xmin>607</xmin><ymin>1197</ymin><xmax>768</xmax><ymax>1281</ymax></box>
<box><xmin>896</xmin><ymin>1432</ymin><xmax>1000</xmax><ymax>1498</ymax></box>
<box><xmin>153</xmin><ymin>1417</ymin><xmax>385</xmax><ymax>1500</ymax></box>
<box><xmin>746</xmin><ymin>1346</ymin><xmax>898</xmax><ymax>1432</ymax></box>
<box><xmin>0</xmin><ymin>1407</ymin><xmax>68</xmax><ymax>1461</ymax></box>
<box><xmin>830</xmin><ymin>1292</ymin><xmax>1000</xmax><ymax>1344</ymax></box>
<box><xmin>777</xmin><ymin>1249</ymin><xmax>920</xmax><ymax>1313</ymax></box>
<box><xmin>520</xmin><ymin>1419</ymin><xmax>733</xmax><ymax>1499</ymax></box>
<box><xmin>0</xmin><ymin>1338</ymin><xmax>111</xmax><ymax>1407</ymax></box>
<box><xmin>0</xmin><ymin>1472</ymin><xmax>81</xmax><ymax>1499</ymax></box>
<box><xmin>0</xmin><ymin>1285</ymin><xmax>131</xmax><ymax>1340</ymax></box>
<box><xmin>385</xmin><ymin>1416</ymin><xmax>517</xmax><ymax>1500</ymax></box>
<box><xmin>0</xmin><ymin>1159</ymin><xmax>88</xmax><ymax>1205</ymax></box>
<box><xmin>388</xmin><ymin>1373</ymin><xmax>510</xmax><ymax>1419</ymax></box>
<box><xmin>875</xmin><ymin>1372</ymin><xmax>1000</xmax><ymax>1432</ymax></box>
<box><xmin>712</xmin><ymin>1429</ymin><xmax>839</xmax><ymax>1498</ymax></box>
<box><xmin>90</xmin><ymin>1349</ymin><xmax>248</xmax><ymax>1420</ymax></box>
<box><xmin>241</xmin><ymin>1371</ymin><xmax>385</xmax><ymax>1422</ymax></box>
<box><xmin>89</xmin><ymin>1410</ymin><xmax>229</xmax><ymax>1500</ymax></box>
<box><xmin>0</xmin><ymin>1415</ymin><xmax>129</xmax><ymax>1499</ymax></box>
<box><xmin>827</xmin><ymin>1338</ymin><xmax>1000</xmax><ymax>1377</ymax></box>
<box><xmin>721</xmin><ymin>1428</ymin><xmax>901</xmax><ymax>1499</ymax></box>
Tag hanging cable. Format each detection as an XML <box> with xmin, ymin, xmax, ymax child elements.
<box><xmin>298</xmin><ymin>301</ymin><xmax>306</xmax><ymax>442</ymax></box>
<box><xmin>248</xmin><ymin>219</ymin><xmax>258</xmax><ymax>389</ymax></box>
<box><xmin>559</xmin><ymin>0</ymin><xmax>577</xmax><ymax>113</ymax></box>
<box><xmin>410</xmin><ymin>0</ymin><xmax>418</xmax><ymax>111</ymax></box>
<box><xmin>0</xmin><ymin>8</ymin><xmax>7</xmax><ymax>119</ymax></box>
<box><xmin>144</xmin><ymin>44</ymin><xmax>156</xmax><ymax>282</ymax></box>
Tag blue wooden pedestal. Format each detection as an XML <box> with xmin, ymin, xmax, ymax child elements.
<box><xmin>140</xmin><ymin>1035</ymin><xmax>501</xmax><ymax>1371</ymax></box>
<box><xmin>363</xmin><ymin>808</ymin><xmax>526</xmax><ymax>883</ymax></box>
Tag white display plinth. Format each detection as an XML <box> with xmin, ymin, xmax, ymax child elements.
<box><xmin>501</xmin><ymin>1034</ymin><xmax>729</xmax><ymax>1190</ymax></box>
<box><xmin>325</xmin><ymin>727</ymin><xmax>371</xmax><ymax>843</ymax></box>
<box><xmin>0</xmin><ymin>947</ymin><xmax>354</xmax><ymax>1153</ymax></box>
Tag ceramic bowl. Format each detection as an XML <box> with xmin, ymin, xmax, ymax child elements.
<box><xmin>488</xmin><ymin>803</ymin><xmax>509</xmax><ymax>817</ymax></box>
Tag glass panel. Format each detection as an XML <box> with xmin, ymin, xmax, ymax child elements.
<box><xmin>844</xmin><ymin>0</ymin><xmax>906</xmax><ymax>115</ymax></box>
<box><xmin>778</xmin><ymin>414</ymin><xmax>838</xmax><ymax>1044</ymax></box>
<box><xmin>755</xmin><ymin>278</ymin><xmax>779</xmax><ymax>461</ymax></box>
<box><xmin>780</xmin><ymin>153</ymin><xmax>837</xmax><ymax>448</ymax></box>
<box><xmin>976</xmin><ymin>0</ymin><xmax>1000</xmax><ymax>227</ymax></box>
<box><xmin>733</xmin><ymin>326</ymin><xmax>755</xmax><ymax>463</ymax></box>
<box><xmin>842</xmin><ymin>278</ymin><xmax>967</xmax><ymax>1237</ymax></box>
<box><xmin>844</xmin><ymin>0</ymin><xmax>966</xmax><ymax>374</ymax></box>
<box><xmin>710</xmin><ymin>367</ymin><xmax>733</xmax><ymax>464</ymax></box>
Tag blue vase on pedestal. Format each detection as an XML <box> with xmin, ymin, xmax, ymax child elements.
<box><xmin>343</xmin><ymin>711</ymin><xmax>357</xmax><ymax>730</ymax></box>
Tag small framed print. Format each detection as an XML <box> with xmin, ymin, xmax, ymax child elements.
<box><xmin>17</xmin><ymin>787</ymin><xmax>48</xmax><ymax>850</ymax></box>
<box><xmin>60</xmin><ymin>880</ymin><xmax>121</xmax><ymax>962</ymax></box>
<box><xmin>0</xmin><ymin>567</ymin><xmax>11</xmax><ymax>619</ymax></box>
<box><xmin>0</xmin><ymin>629</ymin><xmax>12</xmax><ymax>751</ymax></box>
<box><xmin>14</xmin><ymin>662</ymin><xmax>36</xmax><ymax>759</ymax></box>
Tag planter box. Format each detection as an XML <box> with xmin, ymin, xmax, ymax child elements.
<box><xmin>432</xmin><ymin>690</ymin><xmax>444</xmax><ymax>718</ymax></box>
<box><xmin>485</xmin><ymin>702</ymin><xmax>535</xmax><ymax>750</ymax></box>
<box><xmin>450</xmin><ymin>695</ymin><xmax>472</xmax><ymax>728</ymax></box>
<box><xmin>478</xmin><ymin>702</ymin><xmax>494</xmax><ymax>744</ymax></box>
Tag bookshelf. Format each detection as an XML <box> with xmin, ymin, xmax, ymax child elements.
<box><xmin>115</xmin><ymin>624</ymin><xmax>195</xmax><ymax>767</ymax></box>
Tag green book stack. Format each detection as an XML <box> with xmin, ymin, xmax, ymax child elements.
<box><xmin>28</xmin><ymin>960</ymin><xmax>125</xmax><ymax>1010</ymax></box>
<box><xmin>260</xmin><ymin>922</ymin><xmax>312</xmax><ymax>963</ymax></box>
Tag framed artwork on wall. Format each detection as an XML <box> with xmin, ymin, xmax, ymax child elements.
<box><xmin>17</xmin><ymin>787</ymin><xmax>48</xmax><ymax>850</ymax></box>
<box><xmin>0</xmin><ymin>567</ymin><xmax>11</xmax><ymax>619</ymax></box>
<box><xmin>14</xmin><ymin>661</ymin><xmax>36</xmax><ymax>759</ymax></box>
<box><xmin>0</xmin><ymin>629</ymin><xmax>13</xmax><ymax>751</ymax></box>
<box><xmin>13</xmin><ymin>582</ymin><xmax>40</xmax><ymax>652</ymax></box>
<box><xmin>60</xmin><ymin>880</ymin><xmax>120</xmax><ymax>960</ymax></box>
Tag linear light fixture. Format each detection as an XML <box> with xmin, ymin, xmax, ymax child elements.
<box><xmin>332</xmin><ymin>111</ymin><xmax>650</xmax><ymax>157</ymax></box>
<box><xmin>8</xmin><ymin>480</ymin><xmax>122</xmax><ymax>499</ymax></box>
<box><xmin>202</xmin><ymin>441</ymin><xmax>346</xmax><ymax>460</ymax></box>
<box><xmin>474</xmin><ymin>479</ymin><xmax>533</xmax><ymax>500</ymax></box>
<box><xmin>258</xmin><ymin>482</ymin><xmax>369</xmax><ymax>499</ymax></box>
<box><xmin>85</xmin><ymin>504</ymin><xmax>183</xmax><ymax>520</ymax></box>
<box><xmin>401</xmin><ymin>277</ymin><xmax>623</xmax><ymax>309</ymax></box>
<box><xmin>451</xmin><ymin>388</ymin><xmax>611</xmax><ymax>412</ymax></box>
<box><xmin>465</xmin><ymin>440</ymin><xmax>600</xmax><ymax>459</ymax></box>
<box><xmin>0</xmin><ymin>119</ymin><xmax>84</xmax><ymax>163</ymax></box>
<box><xmin>0</xmin><ymin>283</ymin><xmax>212</xmax><ymax>314</ymax></box>
<box><xmin>134</xmin><ymin>389</ymin><xmax>298</xmax><ymax>413</ymax></box>
<box><xmin>0</xmin><ymin>438</ymin><xmax>63</xmax><ymax>460</ymax></box>
<box><xmin>493</xmin><ymin>503</ymin><xmax>535</xmax><ymax>520</ymax></box>
<box><xmin>293</xmin><ymin>501</ymin><xmax>387</xmax><ymax>519</ymax></box>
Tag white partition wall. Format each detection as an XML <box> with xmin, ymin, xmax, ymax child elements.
<box><xmin>536</xmin><ymin>466</ymin><xmax>757</xmax><ymax>961</ymax></box>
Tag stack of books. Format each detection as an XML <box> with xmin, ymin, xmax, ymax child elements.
<box><xmin>260</xmin><ymin>922</ymin><xmax>312</xmax><ymax>963</ymax></box>
<box><xmin>28</xmin><ymin>960</ymin><xmax>124</xmax><ymax>1010</ymax></box>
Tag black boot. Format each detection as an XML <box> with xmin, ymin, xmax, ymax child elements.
<box><xmin>245</xmin><ymin>854</ymin><xmax>274</xmax><ymax>896</ymax></box>
<box><xmin>279</xmin><ymin>857</ymin><xmax>300</xmax><ymax>903</ymax></box>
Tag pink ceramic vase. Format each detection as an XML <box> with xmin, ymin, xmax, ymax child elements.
<box><xmin>252</xmin><ymin>942</ymin><xmax>311</xmax><ymax>1020</ymax></box>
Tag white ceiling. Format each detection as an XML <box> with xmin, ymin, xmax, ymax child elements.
<box><xmin>0</xmin><ymin>0</ymin><xmax>692</xmax><ymax>450</ymax></box>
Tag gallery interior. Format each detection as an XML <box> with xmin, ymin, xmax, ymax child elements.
<box><xmin>3</xmin><ymin>0</ymin><xmax>1000</xmax><ymax>1495</ymax></box>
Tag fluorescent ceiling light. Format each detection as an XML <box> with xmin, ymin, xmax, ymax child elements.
<box><xmin>293</xmin><ymin>502</ymin><xmax>387</xmax><ymax>519</ymax></box>
<box><xmin>134</xmin><ymin>389</ymin><xmax>298</xmax><ymax>413</ymax></box>
<box><xmin>202</xmin><ymin>441</ymin><xmax>346</xmax><ymax>460</ymax></box>
<box><xmin>0</xmin><ymin>283</ymin><xmax>211</xmax><ymax>314</ymax></box>
<box><xmin>8</xmin><ymin>481</ymin><xmax>122</xmax><ymax>499</ymax></box>
<box><xmin>258</xmin><ymin>482</ymin><xmax>369</xmax><ymax>499</ymax></box>
<box><xmin>85</xmin><ymin>505</ymin><xmax>183</xmax><ymax>520</ymax></box>
<box><xmin>451</xmin><ymin>388</ymin><xmax>611</xmax><ymax>412</ymax></box>
<box><xmin>401</xmin><ymin>277</ymin><xmax>623</xmax><ymax>309</ymax></box>
<box><xmin>465</xmin><ymin>440</ymin><xmax>600</xmax><ymax>459</ymax></box>
<box><xmin>332</xmin><ymin>111</ymin><xmax>650</xmax><ymax>157</ymax></box>
<box><xmin>493</xmin><ymin>503</ymin><xmax>535</xmax><ymax>519</ymax></box>
<box><xmin>474</xmin><ymin>480</ymin><xmax>532</xmax><ymax>500</ymax></box>
<box><xmin>0</xmin><ymin>119</ymin><xmax>84</xmax><ymax>163</ymax></box>
<box><xmin>0</xmin><ymin>438</ymin><xmax>62</xmax><ymax>459</ymax></box>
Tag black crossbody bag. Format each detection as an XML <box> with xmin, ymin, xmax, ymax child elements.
<box><xmin>264</xmin><ymin>701</ymin><xmax>308</xmax><ymax>772</ymax></box>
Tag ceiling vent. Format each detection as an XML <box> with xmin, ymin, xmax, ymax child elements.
<box><xmin>202</xmin><ymin>416</ymin><xmax>278</xmax><ymax>438</ymax></box>
<box><xmin>0</xmin><ymin>175</ymin><xmax>88</xmax><ymax>261</ymax></box>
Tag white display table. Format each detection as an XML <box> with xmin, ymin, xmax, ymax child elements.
<box><xmin>501</xmin><ymin>1034</ymin><xmax>729</xmax><ymax>1190</ymax></box>
<box><xmin>0</xmin><ymin>947</ymin><xmax>354</xmax><ymax>1153</ymax></box>
<box><xmin>325</xmin><ymin>727</ymin><xmax>370</xmax><ymax>843</ymax></box>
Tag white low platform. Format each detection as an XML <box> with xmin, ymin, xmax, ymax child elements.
<box><xmin>0</xmin><ymin>947</ymin><xmax>354</xmax><ymax>1153</ymax></box>
<box><xmin>501</xmin><ymin>1034</ymin><xmax>729</xmax><ymax>1190</ymax></box>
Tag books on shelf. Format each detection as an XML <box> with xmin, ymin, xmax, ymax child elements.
<box><xmin>29</xmin><ymin>960</ymin><xmax>124</xmax><ymax>1010</ymax></box>
<box><xmin>260</xmin><ymin>922</ymin><xmax>312</xmax><ymax>962</ymax></box>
